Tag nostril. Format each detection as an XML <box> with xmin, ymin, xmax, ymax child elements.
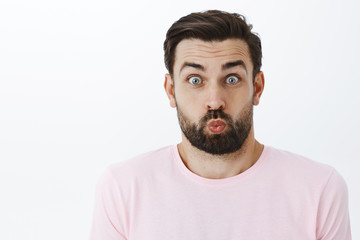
<box><xmin>207</xmin><ymin>105</ymin><xmax>224</xmax><ymax>111</ymax></box>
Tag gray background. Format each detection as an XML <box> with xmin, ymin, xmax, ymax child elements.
<box><xmin>0</xmin><ymin>0</ymin><xmax>359</xmax><ymax>239</ymax></box>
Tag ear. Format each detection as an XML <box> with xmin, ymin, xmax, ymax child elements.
<box><xmin>253</xmin><ymin>71</ymin><xmax>265</xmax><ymax>106</ymax></box>
<box><xmin>164</xmin><ymin>73</ymin><xmax>176</xmax><ymax>108</ymax></box>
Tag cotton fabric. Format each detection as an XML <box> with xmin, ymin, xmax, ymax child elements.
<box><xmin>90</xmin><ymin>145</ymin><xmax>351</xmax><ymax>240</ymax></box>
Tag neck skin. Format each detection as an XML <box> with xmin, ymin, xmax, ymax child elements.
<box><xmin>177</xmin><ymin>125</ymin><xmax>263</xmax><ymax>179</ymax></box>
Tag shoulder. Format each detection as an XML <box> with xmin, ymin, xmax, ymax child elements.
<box><xmin>263</xmin><ymin>146</ymin><xmax>343</xmax><ymax>189</ymax></box>
<box><xmin>266</xmin><ymin>146</ymin><xmax>334</xmax><ymax>175</ymax></box>
<box><xmin>263</xmin><ymin>146</ymin><xmax>349</xmax><ymax>210</ymax></box>
<box><xmin>263</xmin><ymin>146</ymin><xmax>351</xmax><ymax>238</ymax></box>
<box><xmin>104</xmin><ymin>145</ymin><xmax>175</xmax><ymax>184</ymax></box>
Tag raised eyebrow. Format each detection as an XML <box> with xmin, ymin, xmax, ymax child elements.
<box><xmin>222</xmin><ymin>60</ymin><xmax>247</xmax><ymax>73</ymax></box>
<box><xmin>179</xmin><ymin>62</ymin><xmax>205</xmax><ymax>73</ymax></box>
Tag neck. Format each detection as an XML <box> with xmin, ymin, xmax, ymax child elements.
<box><xmin>177</xmin><ymin>127</ymin><xmax>263</xmax><ymax>179</ymax></box>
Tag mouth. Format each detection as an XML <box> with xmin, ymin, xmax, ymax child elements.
<box><xmin>207</xmin><ymin>120</ymin><xmax>226</xmax><ymax>134</ymax></box>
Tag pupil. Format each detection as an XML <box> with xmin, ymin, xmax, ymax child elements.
<box><xmin>229</xmin><ymin>77</ymin><xmax>236</xmax><ymax>83</ymax></box>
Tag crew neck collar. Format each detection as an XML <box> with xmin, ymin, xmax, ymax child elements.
<box><xmin>171</xmin><ymin>144</ymin><xmax>268</xmax><ymax>185</ymax></box>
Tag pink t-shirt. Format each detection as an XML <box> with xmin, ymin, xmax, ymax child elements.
<box><xmin>90</xmin><ymin>145</ymin><xmax>351</xmax><ymax>240</ymax></box>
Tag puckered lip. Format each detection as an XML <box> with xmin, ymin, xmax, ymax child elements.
<box><xmin>207</xmin><ymin>119</ymin><xmax>226</xmax><ymax>128</ymax></box>
<box><xmin>207</xmin><ymin>119</ymin><xmax>227</xmax><ymax>134</ymax></box>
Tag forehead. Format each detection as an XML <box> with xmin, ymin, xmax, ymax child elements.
<box><xmin>174</xmin><ymin>38</ymin><xmax>252</xmax><ymax>73</ymax></box>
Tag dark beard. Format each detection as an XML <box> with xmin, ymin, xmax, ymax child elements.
<box><xmin>177</xmin><ymin>103</ymin><xmax>253</xmax><ymax>155</ymax></box>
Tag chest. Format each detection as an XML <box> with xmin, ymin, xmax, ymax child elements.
<box><xmin>126</xmin><ymin>180</ymin><xmax>317</xmax><ymax>240</ymax></box>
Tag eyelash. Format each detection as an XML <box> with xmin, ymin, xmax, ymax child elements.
<box><xmin>187</xmin><ymin>75</ymin><xmax>202</xmax><ymax>85</ymax></box>
<box><xmin>225</xmin><ymin>74</ymin><xmax>241</xmax><ymax>84</ymax></box>
<box><xmin>186</xmin><ymin>74</ymin><xmax>241</xmax><ymax>85</ymax></box>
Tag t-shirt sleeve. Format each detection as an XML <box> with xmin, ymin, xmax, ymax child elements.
<box><xmin>89</xmin><ymin>168</ymin><xmax>127</xmax><ymax>240</ymax></box>
<box><xmin>316</xmin><ymin>169</ymin><xmax>352</xmax><ymax>240</ymax></box>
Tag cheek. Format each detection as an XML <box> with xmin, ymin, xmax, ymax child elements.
<box><xmin>175</xmin><ymin>85</ymin><xmax>201</xmax><ymax>105</ymax></box>
<box><xmin>175</xmin><ymin>90</ymin><xmax>204</xmax><ymax>120</ymax></box>
<box><xmin>226</xmin><ymin>89</ymin><xmax>253</xmax><ymax>113</ymax></box>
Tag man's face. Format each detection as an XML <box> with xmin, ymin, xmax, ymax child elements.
<box><xmin>165</xmin><ymin>39</ymin><xmax>264</xmax><ymax>155</ymax></box>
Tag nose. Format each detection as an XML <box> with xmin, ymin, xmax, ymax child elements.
<box><xmin>205</xmin><ymin>83</ymin><xmax>226</xmax><ymax>111</ymax></box>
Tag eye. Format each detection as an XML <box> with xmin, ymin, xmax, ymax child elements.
<box><xmin>225</xmin><ymin>75</ymin><xmax>239</xmax><ymax>84</ymax></box>
<box><xmin>188</xmin><ymin>76</ymin><xmax>202</xmax><ymax>85</ymax></box>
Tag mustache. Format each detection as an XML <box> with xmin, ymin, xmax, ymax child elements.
<box><xmin>201</xmin><ymin>110</ymin><xmax>233</xmax><ymax>123</ymax></box>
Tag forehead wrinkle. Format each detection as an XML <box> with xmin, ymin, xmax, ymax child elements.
<box><xmin>179</xmin><ymin>45</ymin><xmax>249</xmax><ymax>58</ymax></box>
<box><xmin>174</xmin><ymin>39</ymin><xmax>251</xmax><ymax>75</ymax></box>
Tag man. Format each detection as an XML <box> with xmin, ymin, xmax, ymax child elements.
<box><xmin>90</xmin><ymin>10</ymin><xmax>351</xmax><ymax>239</ymax></box>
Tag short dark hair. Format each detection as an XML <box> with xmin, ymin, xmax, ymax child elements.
<box><xmin>163</xmin><ymin>10</ymin><xmax>262</xmax><ymax>79</ymax></box>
